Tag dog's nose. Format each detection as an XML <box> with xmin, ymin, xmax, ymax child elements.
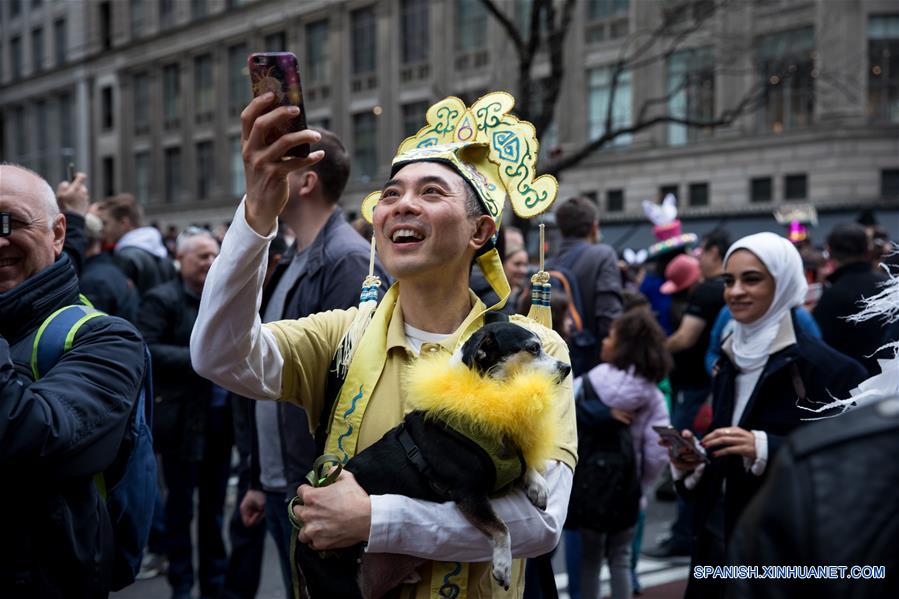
<box><xmin>557</xmin><ymin>362</ymin><xmax>571</xmax><ymax>381</ymax></box>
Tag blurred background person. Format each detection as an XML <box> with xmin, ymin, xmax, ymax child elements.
<box><xmin>550</xmin><ymin>196</ymin><xmax>623</xmax><ymax>376</ymax></box>
<box><xmin>80</xmin><ymin>206</ymin><xmax>139</xmax><ymax>323</ymax></box>
<box><xmin>570</xmin><ymin>309</ymin><xmax>672</xmax><ymax>599</ymax></box>
<box><xmin>813</xmin><ymin>223</ymin><xmax>889</xmax><ymax>376</ymax></box>
<box><xmin>94</xmin><ymin>194</ymin><xmax>176</xmax><ymax>295</ymax></box>
<box><xmin>138</xmin><ymin>227</ymin><xmax>231</xmax><ymax>599</ymax></box>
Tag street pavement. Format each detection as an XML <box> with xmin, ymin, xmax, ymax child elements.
<box><xmin>114</xmin><ymin>478</ymin><xmax>689</xmax><ymax>599</ymax></box>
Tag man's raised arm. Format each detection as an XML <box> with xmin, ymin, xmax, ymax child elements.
<box><xmin>190</xmin><ymin>93</ymin><xmax>324</xmax><ymax>399</ymax></box>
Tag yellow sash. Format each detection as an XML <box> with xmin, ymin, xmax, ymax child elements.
<box><xmin>324</xmin><ymin>279</ymin><xmax>514</xmax><ymax>599</ymax></box>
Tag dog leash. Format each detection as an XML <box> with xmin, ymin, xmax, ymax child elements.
<box><xmin>287</xmin><ymin>454</ymin><xmax>343</xmax><ymax>599</ymax></box>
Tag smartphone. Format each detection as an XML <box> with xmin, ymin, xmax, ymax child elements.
<box><xmin>67</xmin><ymin>162</ymin><xmax>75</xmax><ymax>182</ymax></box>
<box><xmin>247</xmin><ymin>52</ymin><xmax>309</xmax><ymax>158</ymax></box>
<box><xmin>653</xmin><ymin>425</ymin><xmax>710</xmax><ymax>463</ymax></box>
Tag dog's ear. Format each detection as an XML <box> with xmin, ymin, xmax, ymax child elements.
<box><xmin>461</xmin><ymin>329</ymin><xmax>498</xmax><ymax>374</ymax></box>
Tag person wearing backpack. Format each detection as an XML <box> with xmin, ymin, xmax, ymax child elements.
<box><xmin>0</xmin><ymin>164</ymin><xmax>149</xmax><ymax>598</ymax></box>
<box><xmin>568</xmin><ymin>309</ymin><xmax>672</xmax><ymax>599</ymax></box>
<box><xmin>550</xmin><ymin>197</ymin><xmax>622</xmax><ymax>376</ymax></box>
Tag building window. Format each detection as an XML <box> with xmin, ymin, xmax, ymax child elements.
<box><xmin>587</xmin><ymin>66</ymin><xmax>632</xmax><ymax>146</ymax></box>
<box><xmin>401</xmin><ymin>0</ymin><xmax>429</xmax><ymax>65</ymax></box>
<box><xmin>228</xmin><ymin>44</ymin><xmax>249</xmax><ymax>115</ymax></box>
<box><xmin>35</xmin><ymin>101</ymin><xmax>49</xmax><ymax>178</ymax></box>
<box><xmin>134</xmin><ymin>152</ymin><xmax>150</xmax><ymax>205</ymax></box>
<box><xmin>880</xmin><ymin>169</ymin><xmax>899</xmax><ymax>199</ymax></box>
<box><xmin>101</xmin><ymin>86</ymin><xmax>114</xmax><ymax>131</ymax></box>
<box><xmin>264</xmin><ymin>31</ymin><xmax>286</xmax><ymax>52</ymax></box>
<box><xmin>667</xmin><ymin>47</ymin><xmax>714</xmax><ymax>145</ymax></box>
<box><xmin>585</xmin><ymin>0</ymin><xmax>629</xmax><ymax>44</ymax></box>
<box><xmin>130</xmin><ymin>0</ymin><xmax>143</xmax><ymax>38</ymax></box>
<box><xmin>353</xmin><ymin>112</ymin><xmax>377</xmax><ymax>181</ymax></box>
<box><xmin>750</xmin><ymin>176</ymin><xmax>772</xmax><ymax>203</ymax></box>
<box><xmin>867</xmin><ymin>15</ymin><xmax>899</xmax><ymax>122</ymax></box>
<box><xmin>688</xmin><ymin>182</ymin><xmax>709</xmax><ymax>207</ymax></box>
<box><xmin>456</xmin><ymin>0</ymin><xmax>487</xmax><ymax>52</ymax></box>
<box><xmin>229</xmin><ymin>135</ymin><xmax>244</xmax><ymax>197</ymax></box>
<box><xmin>134</xmin><ymin>72</ymin><xmax>150</xmax><ymax>135</ymax></box>
<box><xmin>31</xmin><ymin>27</ymin><xmax>44</xmax><ymax>73</ymax></box>
<box><xmin>99</xmin><ymin>1</ymin><xmax>112</xmax><ymax>49</ymax></box>
<box><xmin>659</xmin><ymin>184</ymin><xmax>679</xmax><ymax>200</ymax></box>
<box><xmin>351</xmin><ymin>7</ymin><xmax>377</xmax><ymax>76</ymax></box>
<box><xmin>402</xmin><ymin>100</ymin><xmax>430</xmax><ymax>137</ymax></box>
<box><xmin>194</xmin><ymin>54</ymin><xmax>214</xmax><ymax>123</ymax></box>
<box><xmin>306</xmin><ymin>20</ymin><xmax>330</xmax><ymax>85</ymax></box>
<box><xmin>58</xmin><ymin>93</ymin><xmax>73</xmax><ymax>174</ymax></box>
<box><xmin>164</xmin><ymin>147</ymin><xmax>181</xmax><ymax>203</ymax></box>
<box><xmin>607</xmin><ymin>188</ymin><xmax>624</xmax><ymax>212</ymax></box>
<box><xmin>756</xmin><ymin>26</ymin><xmax>815</xmax><ymax>133</ymax></box>
<box><xmin>102</xmin><ymin>156</ymin><xmax>115</xmax><ymax>198</ymax></box>
<box><xmin>11</xmin><ymin>36</ymin><xmax>22</xmax><ymax>79</ymax></box>
<box><xmin>14</xmin><ymin>107</ymin><xmax>27</xmax><ymax>162</ymax></box>
<box><xmin>191</xmin><ymin>0</ymin><xmax>207</xmax><ymax>20</ymax></box>
<box><xmin>11</xmin><ymin>0</ymin><xmax>21</xmax><ymax>18</ymax></box>
<box><xmin>784</xmin><ymin>173</ymin><xmax>807</xmax><ymax>200</ymax></box>
<box><xmin>163</xmin><ymin>63</ymin><xmax>180</xmax><ymax>128</ymax></box>
<box><xmin>196</xmin><ymin>141</ymin><xmax>214</xmax><ymax>199</ymax></box>
<box><xmin>54</xmin><ymin>19</ymin><xmax>66</xmax><ymax>66</ymax></box>
<box><xmin>159</xmin><ymin>0</ymin><xmax>175</xmax><ymax>29</ymax></box>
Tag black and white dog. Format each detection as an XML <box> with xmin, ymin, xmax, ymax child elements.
<box><xmin>294</xmin><ymin>321</ymin><xmax>570</xmax><ymax>599</ymax></box>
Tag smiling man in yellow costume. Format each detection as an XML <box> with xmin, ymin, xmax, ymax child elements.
<box><xmin>191</xmin><ymin>90</ymin><xmax>577</xmax><ymax>598</ymax></box>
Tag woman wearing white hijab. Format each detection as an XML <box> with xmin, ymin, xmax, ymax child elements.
<box><xmin>662</xmin><ymin>232</ymin><xmax>867</xmax><ymax>599</ymax></box>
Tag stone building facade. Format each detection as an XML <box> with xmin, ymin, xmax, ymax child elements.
<box><xmin>1</xmin><ymin>0</ymin><xmax>897</xmax><ymax>234</ymax></box>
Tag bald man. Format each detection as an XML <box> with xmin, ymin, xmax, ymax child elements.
<box><xmin>0</xmin><ymin>164</ymin><xmax>147</xmax><ymax>598</ymax></box>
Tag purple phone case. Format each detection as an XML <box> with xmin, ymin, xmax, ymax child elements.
<box><xmin>248</xmin><ymin>52</ymin><xmax>309</xmax><ymax>158</ymax></box>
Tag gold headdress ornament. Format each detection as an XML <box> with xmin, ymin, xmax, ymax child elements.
<box><xmin>350</xmin><ymin>92</ymin><xmax>560</xmax><ymax>339</ymax></box>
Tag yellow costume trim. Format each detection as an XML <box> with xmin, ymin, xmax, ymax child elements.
<box><xmin>406</xmin><ymin>353</ymin><xmax>561</xmax><ymax>472</ymax></box>
<box><xmin>360</xmin><ymin>91</ymin><xmax>559</xmax><ymax>226</ymax></box>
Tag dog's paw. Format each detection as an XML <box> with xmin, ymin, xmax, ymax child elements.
<box><xmin>524</xmin><ymin>469</ymin><xmax>548</xmax><ymax>510</ymax></box>
<box><xmin>492</xmin><ymin>555</ymin><xmax>512</xmax><ymax>591</ymax></box>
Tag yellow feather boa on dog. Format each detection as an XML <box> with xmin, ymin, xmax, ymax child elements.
<box><xmin>405</xmin><ymin>353</ymin><xmax>561</xmax><ymax>472</ymax></box>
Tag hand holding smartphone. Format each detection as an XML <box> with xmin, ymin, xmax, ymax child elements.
<box><xmin>248</xmin><ymin>52</ymin><xmax>310</xmax><ymax>158</ymax></box>
<box><xmin>653</xmin><ymin>425</ymin><xmax>710</xmax><ymax>464</ymax></box>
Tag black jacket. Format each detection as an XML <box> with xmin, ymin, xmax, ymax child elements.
<box><xmin>115</xmin><ymin>246</ymin><xmax>176</xmax><ymax>296</ymax></box>
<box><xmin>683</xmin><ymin>312</ymin><xmax>867</xmax><ymax>541</ymax></box>
<box><xmin>80</xmin><ymin>252</ymin><xmax>140</xmax><ymax>324</ymax></box>
<box><xmin>0</xmin><ymin>254</ymin><xmax>145</xmax><ymax>598</ymax></box>
<box><xmin>552</xmin><ymin>239</ymin><xmax>623</xmax><ymax>373</ymax></box>
<box><xmin>813</xmin><ymin>262</ymin><xmax>889</xmax><ymax>376</ymax></box>
<box><xmin>726</xmin><ymin>396</ymin><xmax>899</xmax><ymax>599</ymax></box>
<box><xmin>138</xmin><ymin>278</ymin><xmax>219</xmax><ymax>460</ymax></box>
<box><xmin>247</xmin><ymin>209</ymin><xmax>388</xmax><ymax>492</ymax></box>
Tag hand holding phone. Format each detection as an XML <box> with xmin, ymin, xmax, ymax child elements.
<box><xmin>240</xmin><ymin>52</ymin><xmax>324</xmax><ymax>235</ymax></box>
<box><xmin>248</xmin><ymin>52</ymin><xmax>309</xmax><ymax>158</ymax></box>
<box><xmin>55</xmin><ymin>171</ymin><xmax>89</xmax><ymax>216</ymax></box>
<box><xmin>654</xmin><ymin>425</ymin><xmax>710</xmax><ymax>466</ymax></box>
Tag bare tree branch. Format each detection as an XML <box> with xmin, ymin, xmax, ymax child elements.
<box><xmin>477</xmin><ymin>0</ymin><xmax>525</xmax><ymax>55</ymax></box>
<box><xmin>545</xmin><ymin>73</ymin><xmax>767</xmax><ymax>177</ymax></box>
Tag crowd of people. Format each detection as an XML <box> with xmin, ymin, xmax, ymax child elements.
<box><xmin>1</xmin><ymin>87</ymin><xmax>897</xmax><ymax>599</ymax></box>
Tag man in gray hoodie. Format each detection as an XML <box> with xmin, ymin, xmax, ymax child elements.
<box><xmin>94</xmin><ymin>194</ymin><xmax>176</xmax><ymax>295</ymax></box>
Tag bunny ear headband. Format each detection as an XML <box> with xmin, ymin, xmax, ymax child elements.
<box><xmin>642</xmin><ymin>194</ymin><xmax>697</xmax><ymax>260</ymax></box>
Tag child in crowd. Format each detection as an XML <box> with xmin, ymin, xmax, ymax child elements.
<box><xmin>574</xmin><ymin>309</ymin><xmax>672</xmax><ymax>599</ymax></box>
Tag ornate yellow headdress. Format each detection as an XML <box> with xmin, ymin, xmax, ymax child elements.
<box><xmin>360</xmin><ymin>91</ymin><xmax>558</xmax><ymax>315</ymax></box>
